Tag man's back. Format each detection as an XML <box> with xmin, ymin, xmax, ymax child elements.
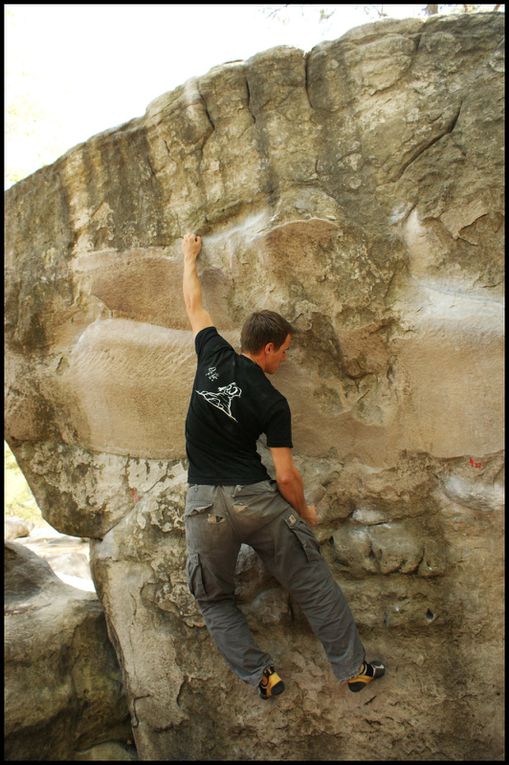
<box><xmin>185</xmin><ymin>327</ymin><xmax>292</xmax><ymax>485</ymax></box>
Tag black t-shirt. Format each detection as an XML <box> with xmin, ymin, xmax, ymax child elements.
<box><xmin>185</xmin><ymin>327</ymin><xmax>293</xmax><ymax>484</ymax></box>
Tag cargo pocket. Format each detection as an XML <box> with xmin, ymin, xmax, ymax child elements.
<box><xmin>285</xmin><ymin>515</ymin><xmax>322</xmax><ymax>562</ymax></box>
<box><xmin>186</xmin><ymin>553</ymin><xmax>206</xmax><ymax>598</ymax></box>
<box><xmin>184</xmin><ymin>501</ymin><xmax>213</xmax><ymax>519</ymax></box>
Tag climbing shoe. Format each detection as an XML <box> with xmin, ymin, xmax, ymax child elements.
<box><xmin>347</xmin><ymin>660</ymin><xmax>385</xmax><ymax>693</ymax></box>
<box><xmin>258</xmin><ymin>665</ymin><xmax>285</xmax><ymax>700</ymax></box>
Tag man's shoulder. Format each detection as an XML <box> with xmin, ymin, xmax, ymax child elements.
<box><xmin>195</xmin><ymin>326</ymin><xmax>219</xmax><ymax>345</ymax></box>
<box><xmin>195</xmin><ymin>326</ymin><xmax>234</xmax><ymax>356</ymax></box>
<box><xmin>262</xmin><ymin>373</ymin><xmax>287</xmax><ymax>399</ymax></box>
<box><xmin>255</xmin><ymin>375</ymin><xmax>289</xmax><ymax>413</ymax></box>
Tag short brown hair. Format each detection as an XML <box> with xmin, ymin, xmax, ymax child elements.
<box><xmin>240</xmin><ymin>310</ymin><xmax>295</xmax><ymax>353</ymax></box>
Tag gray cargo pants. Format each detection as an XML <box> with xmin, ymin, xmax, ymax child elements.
<box><xmin>185</xmin><ymin>479</ymin><xmax>365</xmax><ymax>687</ymax></box>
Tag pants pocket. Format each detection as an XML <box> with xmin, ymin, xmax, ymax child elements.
<box><xmin>186</xmin><ymin>552</ymin><xmax>206</xmax><ymax>598</ymax></box>
<box><xmin>185</xmin><ymin>501</ymin><xmax>214</xmax><ymax>519</ymax></box>
<box><xmin>233</xmin><ymin>480</ymin><xmax>276</xmax><ymax>498</ymax></box>
<box><xmin>285</xmin><ymin>515</ymin><xmax>322</xmax><ymax>562</ymax></box>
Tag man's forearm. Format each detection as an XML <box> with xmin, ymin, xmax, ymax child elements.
<box><xmin>181</xmin><ymin>233</ymin><xmax>213</xmax><ymax>334</ymax></box>
<box><xmin>276</xmin><ymin>468</ymin><xmax>308</xmax><ymax>516</ymax></box>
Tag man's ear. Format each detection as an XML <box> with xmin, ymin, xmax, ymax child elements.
<box><xmin>264</xmin><ymin>342</ymin><xmax>275</xmax><ymax>355</ymax></box>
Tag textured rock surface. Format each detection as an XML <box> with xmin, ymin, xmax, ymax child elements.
<box><xmin>4</xmin><ymin>12</ymin><xmax>504</xmax><ymax>761</ymax></box>
<box><xmin>4</xmin><ymin>543</ymin><xmax>135</xmax><ymax>760</ymax></box>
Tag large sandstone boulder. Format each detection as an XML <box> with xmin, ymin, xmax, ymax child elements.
<box><xmin>4</xmin><ymin>12</ymin><xmax>504</xmax><ymax>761</ymax></box>
<box><xmin>4</xmin><ymin>542</ymin><xmax>136</xmax><ymax>760</ymax></box>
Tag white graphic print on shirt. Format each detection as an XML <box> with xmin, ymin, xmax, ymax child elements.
<box><xmin>205</xmin><ymin>366</ymin><xmax>219</xmax><ymax>381</ymax></box>
<box><xmin>196</xmin><ymin>382</ymin><xmax>242</xmax><ymax>422</ymax></box>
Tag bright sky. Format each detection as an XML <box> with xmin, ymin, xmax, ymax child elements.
<box><xmin>4</xmin><ymin>4</ymin><xmax>500</xmax><ymax>189</ymax></box>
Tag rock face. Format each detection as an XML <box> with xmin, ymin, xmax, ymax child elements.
<box><xmin>4</xmin><ymin>543</ymin><xmax>135</xmax><ymax>760</ymax></box>
<box><xmin>4</xmin><ymin>12</ymin><xmax>504</xmax><ymax>761</ymax></box>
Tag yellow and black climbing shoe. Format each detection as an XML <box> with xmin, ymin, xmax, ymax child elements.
<box><xmin>347</xmin><ymin>660</ymin><xmax>385</xmax><ymax>693</ymax></box>
<box><xmin>258</xmin><ymin>665</ymin><xmax>285</xmax><ymax>700</ymax></box>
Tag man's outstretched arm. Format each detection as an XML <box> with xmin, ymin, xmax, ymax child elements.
<box><xmin>182</xmin><ymin>233</ymin><xmax>214</xmax><ymax>336</ymax></box>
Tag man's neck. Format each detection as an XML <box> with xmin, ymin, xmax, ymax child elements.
<box><xmin>241</xmin><ymin>352</ymin><xmax>265</xmax><ymax>372</ymax></box>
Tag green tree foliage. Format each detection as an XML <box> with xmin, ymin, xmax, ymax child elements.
<box><xmin>423</xmin><ymin>4</ymin><xmax>502</xmax><ymax>14</ymax></box>
<box><xmin>264</xmin><ymin>4</ymin><xmax>503</xmax><ymax>22</ymax></box>
<box><xmin>4</xmin><ymin>442</ymin><xmax>43</xmax><ymax>526</ymax></box>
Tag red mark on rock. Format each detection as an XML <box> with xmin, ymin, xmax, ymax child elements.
<box><xmin>130</xmin><ymin>487</ymin><xmax>141</xmax><ymax>502</ymax></box>
<box><xmin>469</xmin><ymin>457</ymin><xmax>483</xmax><ymax>469</ymax></box>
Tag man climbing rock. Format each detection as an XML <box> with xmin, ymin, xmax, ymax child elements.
<box><xmin>182</xmin><ymin>232</ymin><xmax>385</xmax><ymax>698</ymax></box>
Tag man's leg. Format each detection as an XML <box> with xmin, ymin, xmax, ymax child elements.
<box><xmin>185</xmin><ymin>486</ymin><xmax>273</xmax><ymax>686</ymax></box>
<box><xmin>250</xmin><ymin>508</ymin><xmax>365</xmax><ymax>683</ymax></box>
